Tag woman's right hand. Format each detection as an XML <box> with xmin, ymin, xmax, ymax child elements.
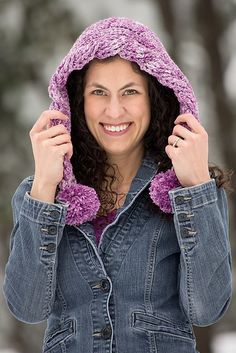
<box><xmin>29</xmin><ymin>110</ymin><xmax>73</xmax><ymax>203</ymax></box>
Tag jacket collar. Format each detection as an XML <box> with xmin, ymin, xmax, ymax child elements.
<box><xmin>75</xmin><ymin>154</ymin><xmax>158</xmax><ymax>248</ymax></box>
<box><xmin>117</xmin><ymin>154</ymin><xmax>158</xmax><ymax>214</ymax></box>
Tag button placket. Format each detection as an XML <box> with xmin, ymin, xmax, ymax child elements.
<box><xmin>91</xmin><ymin>279</ymin><xmax>110</xmax><ymax>293</ymax></box>
<box><xmin>48</xmin><ymin>225</ymin><xmax>57</xmax><ymax>235</ymax></box>
<box><xmin>100</xmin><ymin>279</ymin><xmax>110</xmax><ymax>293</ymax></box>
<box><xmin>175</xmin><ymin>195</ymin><xmax>192</xmax><ymax>205</ymax></box>
<box><xmin>50</xmin><ymin>210</ymin><xmax>60</xmax><ymax>219</ymax></box>
<box><xmin>182</xmin><ymin>227</ymin><xmax>197</xmax><ymax>237</ymax></box>
<box><xmin>175</xmin><ymin>196</ymin><xmax>185</xmax><ymax>205</ymax></box>
<box><xmin>178</xmin><ymin>213</ymin><xmax>194</xmax><ymax>222</ymax></box>
<box><xmin>101</xmin><ymin>325</ymin><xmax>112</xmax><ymax>339</ymax></box>
<box><xmin>39</xmin><ymin>243</ymin><xmax>56</xmax><ymax>252</ymax></box>
<box><xmin>174</xmin><ymin>194</ymin><xmax>197</xmax><ymax>240</ymax></box>
<box><xmin>46</xmin><ymin>243</ymin><xmax>56</xmax><ymax>253</ymax></box>
<box><xmin>93</xmin><ymin>325</ymin><xmax>112</xmax><ymax>339</ymax></box>
<box><xmin>40</xmin><ymin>217</ymin><xmax>58</xmax><ymax>254</ymax></box>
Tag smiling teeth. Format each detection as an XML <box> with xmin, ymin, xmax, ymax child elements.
<box><xmin>103</xmin><ymin>124</ymin><xmax>130</xmax><ymax>132</ymax></box>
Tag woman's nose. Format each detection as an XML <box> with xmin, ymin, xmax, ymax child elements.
<box><xmin>105</xmin><ymin>96</ymin><xmax>125</xmax><ymax>119</ymax></box>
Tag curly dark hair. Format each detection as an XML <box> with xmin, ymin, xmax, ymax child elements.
<box><xmin>66</xmin><ymin>56</ymin><xmax>231</xmax><ymax>215</ymax></box>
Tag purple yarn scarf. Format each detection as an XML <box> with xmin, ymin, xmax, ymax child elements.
<box><xmin>48</xmin><ymin>17</ymin><xmax>199</xmax><ymax>225</ymax></box>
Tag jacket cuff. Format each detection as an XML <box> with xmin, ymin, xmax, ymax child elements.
<box><xmin>19</xmin><ymin>192</ymin><xmax>68</xmax><ymax>260</ymax></box>
<box><xmin>169</xmin><ymin>179</ymin><xmax>217</xmax><ymax>213</ymax></box>
<box><xmin>22</xmin><ymin>191</ymin><xmax>68</xmax><ymax>224</ymax></box>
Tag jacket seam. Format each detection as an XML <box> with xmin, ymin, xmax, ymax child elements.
<box><xmin>42</xmin><ymin>262</ymin><xmax>57</xmax><ymax>319</ymax></box>
<box><xmin>183</xmin><ymin>247</ymin><xmax>195</xmax><ymax>323</ymax></box>
<box><xmin>144</xmin><ymin>221</ymin><xmax>164</xmax><ymax>313</ymax></box>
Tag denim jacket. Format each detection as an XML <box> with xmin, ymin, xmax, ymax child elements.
<box><xmin>3</xmin><ymin>156</ymin><xmax>232</xmax><ymax>353</ymax></box>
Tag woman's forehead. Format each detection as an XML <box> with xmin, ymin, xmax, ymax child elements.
<box><xmin>84</xmin><ymin>56</ymin><xmax>146</xmax><ymax>83</ymax></box>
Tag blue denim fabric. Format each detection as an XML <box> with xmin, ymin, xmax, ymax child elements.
<box><xmin>3</xmin><ymin>156</ymin><xmax>232</xmax><ymax>353</ymax></box>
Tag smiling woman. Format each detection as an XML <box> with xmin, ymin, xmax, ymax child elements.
<box><xmin>66</xmin><ymin>55</ymin><xmax>181</xmax><ymax>214</ymax></box>
<box><xmin>84</xmin><ymin>57</ymin><xmax>150</xmax><ymax>166</ymax></box>
<box><xmin>3</xmin><ymin>17</ymin><xmax>232</xmax><ymax>353</ymax></box>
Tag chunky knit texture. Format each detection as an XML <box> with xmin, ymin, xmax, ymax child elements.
<box><xmin>48</xmin><ymin>17</ymin><xmax>199</xmax><ymax>225</ymax></box>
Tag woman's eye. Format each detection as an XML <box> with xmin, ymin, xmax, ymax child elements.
<box><xmin>123</xmin><ymin>89</ymin><xmax>138</xmax><ymax>96</ymax></box>
<box><xmin>92</xmin><ymin>89</ymin><xmax>106</xmax><ymax>96</ymax></box>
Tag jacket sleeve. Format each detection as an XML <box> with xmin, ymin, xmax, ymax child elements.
<box><xmin>3</xmin><ymin>176</ymin><xmax>68</xmax><ymax>324</ymax></box>
<box><xmin>169</xmin><ymin>179</ymin><xmax>232</xmax><ymax>327</ymax></box>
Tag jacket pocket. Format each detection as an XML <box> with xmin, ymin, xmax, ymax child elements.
<box><xmin>43</xmin><ymin>319</ymin><xmax>76</xmax><ymax>352</ymax></box>
<box><xmin>132</xmin><ymin>311</ymin><xmax>193</xmax><ymax>342</ymax></box>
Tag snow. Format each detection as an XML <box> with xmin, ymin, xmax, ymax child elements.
<box><xmin>212</xmin><ymin>332</ymin><xmax>236</xmax><ymax>353</ymax></box>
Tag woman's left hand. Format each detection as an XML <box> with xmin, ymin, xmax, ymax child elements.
<box><xmin>165</xmin><ymin>114</ymin><xmax>211</xmax><ymax>187</ymax></box>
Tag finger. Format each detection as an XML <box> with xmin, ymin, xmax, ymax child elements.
<box><xmin>30</xmin><ymin>125</ymin><xmax>69</xmax><ymax>145</ymax></box>
<box><xmin>165</xmin><ymin>144</ymin><xmax>176</xmax><ymax>159</ymax></box>
<box><xmin>30</xmin><ymin>110</ymin><xmax>68</xmax><ymax>134</ymax></box>
<box><xmin>168</xmin><ymin>135</ymin><xmax>184</xmax><ymax>147</ymax></box>
<box><xmin>174</xmin><ymin>114</ymin><xmax>205</xmax><ymax>134</ymax></box>
<box><xmin>57</xmin><ymin>142</ymin><xmax>73</xmax><ymax>160</ymax></box>
<box><xmin>172</xmin><ymin>124</ymin><xmax>193</xmax><ymax>140</ymax></box>
<box><xmin>43</xmin><ymin>133</ymin><xmax>71</xmax><ymax>147</ymax></box>
<box><xmin>66</xmin><ymin>143</ymin><xmax>73</xmax><ymax>160</ymax></box>
<box><xmin>39</xmin><ymin>124</ymin><xmax>69</xmax><ymax>139</ymax></box>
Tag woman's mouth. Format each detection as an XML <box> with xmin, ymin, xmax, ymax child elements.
<box><xmin>100</xmin><ymin>122</ymin><xmax>132</xmax><ymax>135</ymax></box>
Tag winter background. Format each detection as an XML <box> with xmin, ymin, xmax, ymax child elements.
<box><xmin>0</xmin><ymin>0</ymin><xmax>236</xmax><ymax>352</ymax></box>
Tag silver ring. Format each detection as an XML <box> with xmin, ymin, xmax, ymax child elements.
<box><xmin>173</xmin><ymin>137</ymin><xmax>181</xmax><ymax>148</ymax></box>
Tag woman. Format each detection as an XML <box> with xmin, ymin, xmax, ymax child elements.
<box><xmin>3</xmin><ymin>17</ymin><xmax>232</xmax><ymax>353</ymax></box>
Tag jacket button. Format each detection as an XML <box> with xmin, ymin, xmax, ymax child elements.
<box><xmin>175</xmin><ymin>195</ymin><xmax>185</xmax><ymax>205</ymax></box>
<box><xmin>178</xmin><ymin>213</ymin><xmax>188</xmax><ymax>222</ymax></box>
<box><xmin>50</xmin><ymin>210</ymin><xmax>60</xmax><ymax>219</ymax></box>
<box><xmin>100</xmin><ymin>279</ymin><xmax>110</xmax><ymax>292</ymax></box>
<box><xmin>182</xmin><ymin>228</ymin><xmax>191</xmax><ymax>237</ymax></box>
<box><xmin>46</xmin><ymin>243</ymin><xmax>56</xmax><ymax>253</ymax></box>
<box><xmin>101</xmin><ymin>325</ymin><xmax>112</xmax><ymax>339</ymax></box>
<box><xmin>48</xmin><ymin>225</ymin><xmax>57</xmax><ymax>235</ymax></box>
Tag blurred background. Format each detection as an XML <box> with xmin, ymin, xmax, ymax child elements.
<box><xmin>0</xmin><ymin>0</ymin><xmax>235</xmax><ymax>352</ymax></box>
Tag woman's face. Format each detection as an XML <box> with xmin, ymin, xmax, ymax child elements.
<box><xmin>83</xmin><ymin>57</ymin><xmax>150</xmax><ymax>160</ymax></box>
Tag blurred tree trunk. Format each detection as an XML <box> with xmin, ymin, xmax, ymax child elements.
<box><xmin>153</xmin><ymin>0</ymin><xmax>178</xmax><ymax>60</ymax></box>
<box><xmin>194</xmin><ymin>0</ymin><xmax>236</xmax><ymax>343</ymax></box>
<box><xmin>0</xmin><ymin>0</ymin><xmax>81</xmax><ymax>352</ymax></box>
<box><xmin>195</xmin><ymin>0</ymin><xmax>236</xmax><ymax>181</ymax></box>
<box><xmin>152</xmin><ymin>0</ymin><xmax>236</xmax><ymax>352</ymax></box>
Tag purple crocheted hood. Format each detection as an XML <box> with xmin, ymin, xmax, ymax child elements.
<box><xmin>48</xmin><ymin>16</ymin><xmax>199</xmax><ymax>225</ymax></box>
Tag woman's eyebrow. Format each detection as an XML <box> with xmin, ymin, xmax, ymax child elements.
<box><xmin>120</xmin><ymin>82</ymin><xmax>142</xmax><ymax>90</ymax></box>
<box><xmin>86</xmin><ymin>83</ymin><xmax>108</xmax><ymax>90</ymax></box>
<box><xmin>86</xmin><ymin>82</ymin><xmax>142</xmax><ymax>90</ymax></box>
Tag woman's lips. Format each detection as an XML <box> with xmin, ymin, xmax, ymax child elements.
<box><xmin>100</xmin><ymin>122</ymin><xmax>132</xmax><ymax>136</ymax></box>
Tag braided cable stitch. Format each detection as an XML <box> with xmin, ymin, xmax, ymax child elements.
<box><xmin>48</xmin><ymin>17</ymin><xmax>199</xmax><ymax>224</ymax></box>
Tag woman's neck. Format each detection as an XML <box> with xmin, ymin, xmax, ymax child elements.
<box><xmin>107</xmin><ymin>147</ymin><xmax>144</xmax><ymax>194</ymax></box>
